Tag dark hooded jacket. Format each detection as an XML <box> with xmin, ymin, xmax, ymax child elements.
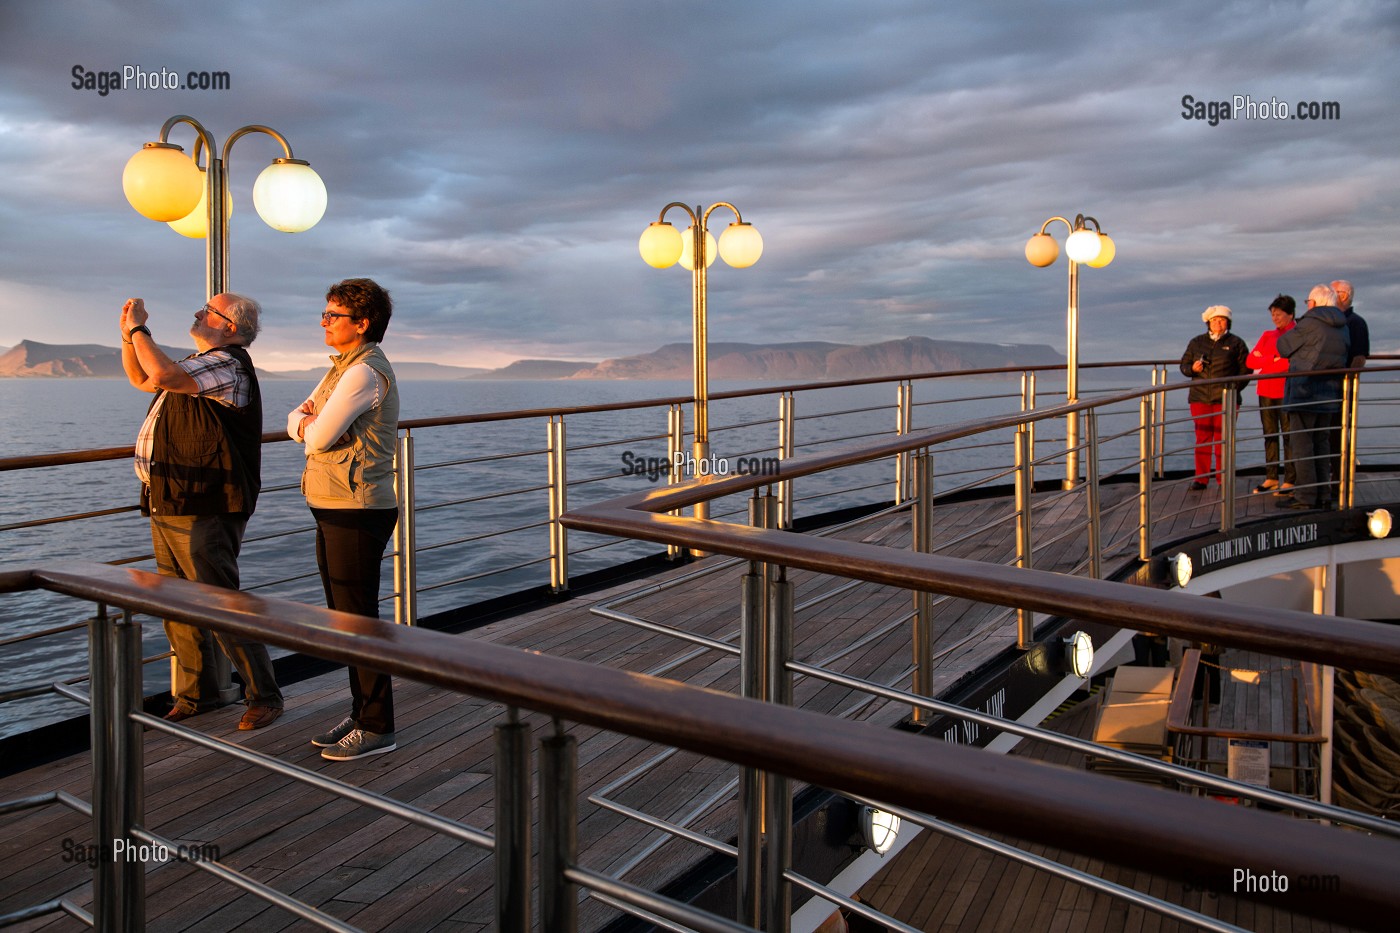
<box><xmin>1275</xmin><ymin>304</ymin><xmax>1350</xmax><ymax>412</ymax></box>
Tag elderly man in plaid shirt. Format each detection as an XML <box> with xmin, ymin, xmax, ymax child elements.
<box><xmin>120</xmin><ymin>293</ymin><xmax>283</xmax><ymax>730</ymax></box>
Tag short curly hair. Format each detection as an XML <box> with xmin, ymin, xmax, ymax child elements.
<box><xmin>325</xmin><ymin>278</ymin><xmax>392</xmax><ymax>343</ymax></box>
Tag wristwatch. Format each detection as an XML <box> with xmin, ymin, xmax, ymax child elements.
<box><xmin>127</xmin><ymin>324</ymin><xmax>152</xmax><ymax>341</ymax></box>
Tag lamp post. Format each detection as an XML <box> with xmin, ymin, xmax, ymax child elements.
<box><xmin>639</xmin><ymin>202</ymin><xmax>763</xmax><ymax>519</ymax></box>
<box><xmin>122</xmin><ymin>114</ymin><xmax>327</xmax><ymax>299</ymax></box>
<box><xmin>1025</xmin><ymin>213</ymin><xmax>1115</xmax><ymax>489</ymax></box>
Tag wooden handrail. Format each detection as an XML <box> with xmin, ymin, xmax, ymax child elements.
<box><xmin>1</xmin><ymin>559</ymin><xmax>1398</xmax><ymax>930</ymax></box>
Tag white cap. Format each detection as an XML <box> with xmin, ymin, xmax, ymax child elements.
<box><xmin>1202</xmin><ymin>305</ymin><xmax>1232</xmax><ymax>323</ymax></box>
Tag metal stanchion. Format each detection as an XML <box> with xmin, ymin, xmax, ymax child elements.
<box><xmin>777</xmin><ymin>392</ymin><xmax>795</xmax><ymax>528</ymax></box>
<box><xmin>910</xmin><ymin>449</ymin><xmax>934</xmax><ymax>724</ymax></box>
<box><xmin>1221</xmin><ymin>390</ymin><xmax>1237</xmax><ymax>532</ymax></box>
<box><xmin>540</xmin><ymin>722</ymin><xmax>578</xmax><ymax>932</ymax></box>
<box><xmin>1014</xmin><ymin>426</ymin><xmax>1035</xmax><ymax>648</ymax></box>
<box><xmin>1085</xmin><ymin>412</ymin><xmax>1102</xmax><ymax>580</ymax></box>
<box><xmin>737</xmin><ymin>491</ymin><xmax>777</xmax><ymax>927</ymax></box>
<box><xmin>116</xmin><ymin>610</ymin><xmax>145</xmax><ymax>931</ymax></box>
<box><xmin>394</xmin><ymin>430</ymin><xmax>418</xmax><ymax>625</ymax></box>
<box><xmin>494</xmin><ymin>711</ymin><xmax>531</xmax><ymax>932</ymax></box>
<box><xmin>1139</xmin><ymin>396</ymin><xmax>1154</xmax><ymax>562</ymax></box>
<box><xmin>548</xmin><ymin>415</ymin><xmax>569</xmax><ymax>592</ymax></box>
<box><xmin>764</xmin><ymin>566</ymin><xmax>794</xmax><ymax>933</ymax></box>
<box><xmin>894</xmin><ymin>380</ymin><xmax>912</xmax><ymax>504</ymax></box>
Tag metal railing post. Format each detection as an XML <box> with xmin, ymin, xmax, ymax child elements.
<box><xmin>540</xmin><ymin>722</ymin><xmax>578</xmax><ymax>933</ymax></box>
<box><xmin>1085</xmin><ymin>411</ymin><xmax>1102</xmax><ymax>580</ymax></box>
<box><xmin>1139</xmin><ymin>396</ymin><xmax>1154</xmax><ymax>562</ymax></box>
<box><xmin>894</xmin><ymin>380</ymin><xmax>912</xmax><ymax>504</ymax></box>
<box><xmin>494</xmin><ymin>710</ymin><xmax>532</xmax><ymax>932</ymax></box>
<box><xmin>90</xmin><ymin>604</ymin><xmax>120</xmax><ymax>931</ymax></box>
<box><xmin>116</xmin><ymin>609</ymin><xmax>145</xmax><ymax>931</ymax></box>
<box><xmin>1221</xmin><ymin>389</ymin><xmax>1237</xmax><ymax>532</ymax></box>
<box><xmin>394</xmin><ymin>430</ymin><xmax>418</xmax><ymax>626</ymax></box>
<box><xmin>1014</xmin><ymin>425</ymin><xmax>1035</xmax><ymax>648</ymax></box>
<box><xmin>910</xmin><ymin>449</ymin><xmax>934</xmax><ymax>724</ymax></box>
<box><xmin>666</xmin><ymin>404</ymin><xmax>684</xmax><ymax>559</ymax></box>
<box><xmin>737</xmin><ymin>491</ymin><xmax>777</xmax><ymax>927</ymax></box>
<box><xmin>1154</xmin><ymin>366</ymin><xmax>1168</xmax><ymax>477</ymax></box>
<box><xmin>777</xmin><ymin>391</ymin><xmax>795</xmax><ymax>528</ymax></box>
<box><xmin>91</xmin><ymin>605</ymin><xmax>145</xmax><ymax>932</ymax></box>
<box><xmin>1341</xmin><ymin>373</ymin><xmax>1359</xmax><ymax>508</ymax></box>
<box><xmin>764</xmin><ymin>565</ymin><xmax>794</xmax><ymax>933</ymax></box>
<box><xmin>1020</xmin><ymin>371</ymin><xmax>1037</xmax><ymax>489</ymax></box>
<box><xmin>548</xmin><ymin>415</ymin><xmax>569</xmax><ymax>592</ymax></box>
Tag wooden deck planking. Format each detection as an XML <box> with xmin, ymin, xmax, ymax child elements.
<box><xmin>2</xmin><ymin>473</ymin><xmax>1394</xmax><ymax>931</ymax></box>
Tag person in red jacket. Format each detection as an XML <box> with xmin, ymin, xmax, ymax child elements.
<box><xmin>1246</xmin><ymin>295</ymin><xmax>1296</xmax><ymax>494</ymax></box>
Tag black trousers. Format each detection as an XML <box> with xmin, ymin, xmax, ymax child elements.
<box><xmin>313</xmin><ymin>506</ymin><xmax>400</xmax><ymax>733</ymax></box>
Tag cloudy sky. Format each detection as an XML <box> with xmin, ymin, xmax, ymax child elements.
<box><xmin>1</xmin><ymin>0</ymin><xmax>1396</xmax><ymax>372</ymax></box>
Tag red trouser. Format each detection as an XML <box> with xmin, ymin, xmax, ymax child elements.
<box><xmin>1189</xmin><ymin>401</ymin><xmax>1224</xmax><ymax>484</ymax></box>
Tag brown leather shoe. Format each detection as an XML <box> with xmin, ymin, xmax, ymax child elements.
<box><xmin>164</xmin><ymin>706</ymin><xmax>200</xmax><ymax>723</ymax></box>
<box><xmin>239</xmin><ymin>706</ymin><xmax>284</xmax><ymax>731</ymax></box>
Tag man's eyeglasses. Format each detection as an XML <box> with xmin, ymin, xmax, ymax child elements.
<box><xmin>321</xmin><ymin>312</ymin><xmax>356</xmax><ymax>324</ymax></box>
<box><xmin>198</xmin><ymin>304</ymin><xmax>234</xmax><ymax>327</ymax></box>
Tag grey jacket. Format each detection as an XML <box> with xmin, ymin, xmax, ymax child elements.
<box><xmin>1275</xmin><ymin>305</ymin><xmax>1350</xmax><ymax>410</ymax></box>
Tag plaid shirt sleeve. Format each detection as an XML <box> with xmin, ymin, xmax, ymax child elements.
<box><xmin>179</xmin><ymin>349</ymin><xmax>250</xmax><ymax>408</ymax></box>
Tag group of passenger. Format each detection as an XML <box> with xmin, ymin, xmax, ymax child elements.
<box><xmin>1179</xmin><ymin>279</ymin><xmax>1369</xmax><ymax>511</ymax></box>
<box><xmin>119</xmin><ymin>279</ymin><xmax>400</xmax><ymax>761</ymax></box>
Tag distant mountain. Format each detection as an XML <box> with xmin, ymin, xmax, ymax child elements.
<box><xmin>0</xmin><ymin>336</ymin><xmax>1063</xmax><ymax>382</ymax></box>
<box><xmin>262</xmin><ymin>361</ymin><xmax>490</xmax><ymax>380</ymax></box>
<box><xmin>467</xmin><ymin>359</ymin><xmax>596</xmax><ymax>379</ymax></box>
<box><xmin>567</xmin><ymin>337</ymin><xmax>1063</xmax><ymax>380</ymax></box>
<box><xmin>0</xmin><ymin>340</ymin><xmax>192</xmax><ymax>378</ymax></box>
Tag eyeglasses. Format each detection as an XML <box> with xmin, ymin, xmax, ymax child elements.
<box><xmin>321</xmin><ymin>312</ymin><xmax>356</xmax><ymax>324</ymax></box>
<box><xmin>198</xmin><ymin>304</ymin><xmax>234</xmax><ymax>327</ymax></box>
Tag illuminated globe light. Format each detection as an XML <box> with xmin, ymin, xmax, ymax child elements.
<box><xmin>1064</xmin><ymin>227</ymin><xmax>1103</xmax><ymax>264</ymax></box>
<box><xmin>860</xmin><ymin>806</ymin><xmax>901</xmax><ymax>856</ymax></box>
<box><xmin>1368</xmin><ymin>509</ymin><xmax>1392</xmax><ymax>539</ymax></box>
<box><xmin>122</xmin><ymin>142</ymin><xmax>203</xmax><ymax>221</ymax></box>
<box><xmin>718</xmin><ymin>221</ymin><xmax>763</xmax><ymax>268</ymax></box>
<box><xmin>639</xmin><ymin>221</ymin><xmax>683</xmax><ymax>269</ymax></box>
<box><xmin>1024</xmin><ymin>232</ymin><xmax>1059</xmax><ymax>267</ymax></box>
<box><xmin>1086</xmin><ymin>233</ymin><xmax>1116</xmax><ymax>268</ymax></box>
<box><xmin>252</xmin><ymin>158</ymin><xmax>327</xmax><ymax>232</ymax></box>
<box><xmin>679</xmin><ymin>226</ymin><xmax>718</xmax><ymax>271</ymax></box>
<box><xmin>167</xmin><ymin>174</ymin><xmax>234</xmax><ymax>239</ymax></box>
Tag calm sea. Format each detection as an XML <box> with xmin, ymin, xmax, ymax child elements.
<box><xmin>0</xmin><ymin>374</ymin><xmax>1163</xmax><ymax>738</ymax></box>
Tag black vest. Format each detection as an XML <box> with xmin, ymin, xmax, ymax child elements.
<box><xmin>144</xmin><ymin>345</ymin><xmax>262</xmax><ymax>516</ymax></box>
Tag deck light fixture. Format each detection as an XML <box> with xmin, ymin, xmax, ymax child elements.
<box><xmin>1026</xmin><ymin>213</ymin><xmax>1114</xmax><ymax>489</ymax></box>
<box><xmin>125</xmin><ymin>115</ymin><xmax>326</xmax><ymax>298</ymax></box>
<box><xmin>1367</xmin><ymin>509</ymin><xmax>1392</xmax><ymax>539</ymax></box>
<box><xmin>860</xmin><ymin>806</ymin><xmax>901</xmax><ymax>856</ymax></box>
<box><xmin>1168</xmin><ymin>552</ymin><xmax>1193</xmax><ymax>588</ymax></box>
<box><xmin>638</xmin><ymin>202</ymin><xmax>762</xmax><ymax>522</ymax></box>
<box><xmin>1065</xmin><ymin>630</ymin><xmax>1095</xmax><ymax>679</ymax></box>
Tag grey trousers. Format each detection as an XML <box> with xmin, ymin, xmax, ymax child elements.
<box><xmin>150</xmin><ymin>513</ymin><xmax>283</xmax><ymax>713</ymax></box>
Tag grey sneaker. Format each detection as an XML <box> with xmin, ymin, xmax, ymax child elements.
<box><xmin>310</xmin><ymin>717</ymin><xmax>356</xmax><ymax>748</ymax></box>
<box><xmin>320</xmin><ymin>728</ymin><xmax>396</xmax><ymax>761</ymax></box>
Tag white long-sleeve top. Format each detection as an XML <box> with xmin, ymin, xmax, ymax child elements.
<box><xmin>287</xmin><ymin>363</ymin><xmax>388</xmax><ymax>453</ymax></box>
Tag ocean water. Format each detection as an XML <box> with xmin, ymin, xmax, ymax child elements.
<box><xmin>0</xmin><ymin>373</ymin><xmax>1162</xmax><ymax>737</ymax></box>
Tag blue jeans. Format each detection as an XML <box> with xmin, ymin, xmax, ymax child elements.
<box><xmin>150</xmin><ymin>513</ymin><xmax>283</xmax><ymax>713</ymax></box>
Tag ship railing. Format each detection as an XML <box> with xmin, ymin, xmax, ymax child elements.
<box><xmin>1</xmin><ymin>560</ymin><xmax>1398</xmax><ymax>933</ymax></box>
<box><xmin>561</xmin><ymin>365</ymin><xmax>1400</xmax><ymax>930</ymax></box>
<box><xmin>0</xmin><ymin>360</ymin><xmax>1167</xmax><ymax>725</ymax></box>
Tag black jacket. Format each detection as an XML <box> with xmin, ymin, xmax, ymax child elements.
<box><xmin>1180</xmin><ymin>331</ymin><xmax>1249</xmax><ymax>405</ymax></box>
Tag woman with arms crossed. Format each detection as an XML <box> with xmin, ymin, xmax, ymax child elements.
<box><xmin>289</xmin><ymin>278</ymin><xmax>401</xmax><ymax>761</ymax></box>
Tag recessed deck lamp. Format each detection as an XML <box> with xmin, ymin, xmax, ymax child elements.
<box><xmin>860</xmin><ymin>806</ymin><xmax>901</xmax><ymax>856</ymax></box>
<box><xmin>1168</xmin><ymin>552</ymin><xmax>1193</xmax><ymax>588</ymax></box>
<box><xmin>1367</xmin><ymin>509</ymin><xmax>1392</xmax><ymax>539</ymax></box>
<box><xmin>1064</xmin><ymin>630</ymin><xmax>1094</xmax><ymax>679</ymax></box>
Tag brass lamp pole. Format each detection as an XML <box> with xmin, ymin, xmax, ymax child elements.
<box><xmin>1025</xmin><ymin>213</ymin><xmax>1115</xmax><ymax>489</ymax></box>
<box><xmin>639</xmin><ymin>201</ymin><xmax>763</xmax><ymax>518</ymax></box>
<box><xmin>122</xmin><ymin>114</ymin><xmax>328</xmax><ymax>299</ymax></box>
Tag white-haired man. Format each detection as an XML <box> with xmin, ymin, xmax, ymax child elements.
<box><xmin>1274</xmin><ymin>284</ymin><xmax>1350</xmax><ymax>510</ymax></box>
<box><xmin>120</xmin><ymin>294</ymin><xmax>284</xmax><ymax>729</ymax></box>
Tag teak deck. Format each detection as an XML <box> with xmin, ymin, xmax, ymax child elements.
<box><xmin>1</xmin><ymin>475</ymin><xmax>1394</xmax><ymax>932</ymax></box>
